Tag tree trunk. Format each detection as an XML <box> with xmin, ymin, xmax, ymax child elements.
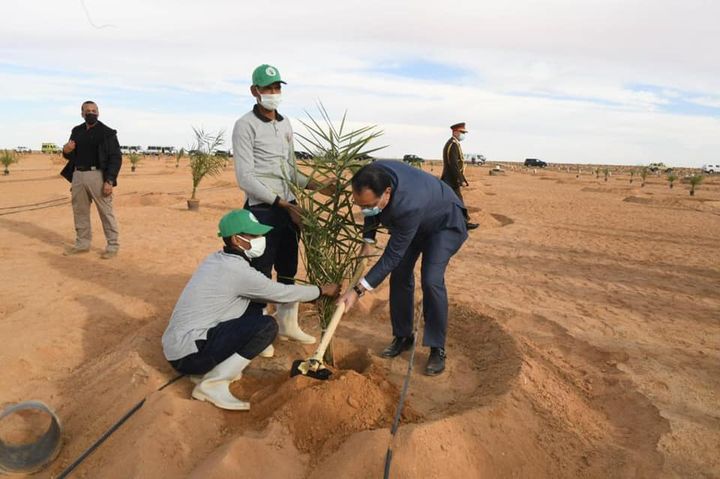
<box><xmin>131</xmin><ymin>165</ymin><xmax>136</xmax><ymax>172</ymax></box>
<box><xmin>690</xmin><ymin>186</ymin><xmax>695</xmax><ymax>196</ymax></box>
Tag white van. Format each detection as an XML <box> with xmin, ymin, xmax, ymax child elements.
<box><xmin>702</xmin><ymin>163</ymin><xmax>719</xmax><ymax>174</ymax></box>
<box><xmin>464</xmin><ymin>153</ymin><xmax>486</xmax><ymax>165</ymax></box>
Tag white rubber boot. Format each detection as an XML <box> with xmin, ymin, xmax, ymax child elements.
<box><xmin>276</xmin><ymin>302</ymin><xmax>316</xmax><ymax>344</ymax></box>
<box><xmin>259</xmin><ymin>344</ymin><xmax>275</xmax><ymax>358</ymax></box>
<box><xmin>191</xmin><ymin>354</ymin><xmax>251</xmax><ymax>410</ymax></box>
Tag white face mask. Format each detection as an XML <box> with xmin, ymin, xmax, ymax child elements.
<box><xmin>238</xmin><ymin>235</ymin><xmax>266</xmax><ymax>258</ymax></box>
<box><xmin>258</xmin><ymin>93</ymin><xmax>282</xmax><ymax>111</ymax></box>
<box><xmin>457</xmin><ymin>133</ymin><xmax>466</xmax><ymax>142</ymax></box>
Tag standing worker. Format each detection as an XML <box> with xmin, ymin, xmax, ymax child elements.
<box><xmin>232</xmin><ymin>64</ymin><xmax>330</xmax><ymax>345</ymax></box>
<box><xmin>61</xmin><ymin>100</ymin><xmax>122</xmax><ymax>258</ymax></box>
<box><xmin>337</xmin><ymin>161</ymin><xmax>468</xmax><ymax>376</ymax></box>
<box><xmin>442</xmin><ymin>122</ymin><xmax>478</xmax><ymax>230</ymax></box>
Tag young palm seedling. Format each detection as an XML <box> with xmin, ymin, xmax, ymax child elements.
<box><xmin>175</xmin><ymin>148</ymin><xmax>185</xmax><ymax>168</ymax></box>
<box><xmin>667</xmin><ymin>173</ymin><xmax>677</xmax><ymax>189</ymax></box>
<box><xmin>128</xmin><ymin>153</ymin><xmax>141</xmax><ymax>172</ymax></box>
<box><xmin>687</xmin><ymin>174</ymin><xmax>703</xmax><ymax>196</ymax></box>
<box><xmin>188</xmin><ymin>128</ymin><xmax>225</xmax><ymax>210</ymax></box>
<box><xmin>1</xmin><ymin>150</ymin><xmax>18</xmax><ymax>175</ymax></box>
<box><xmin>287</xmin><ymin>104</ymin><xmax>384</xmax><ymax>365</ymax></box>
<box><xmin>640</xmin><ymin>167</ymin><xmax>649</xmax><ymax>187</ymax></box>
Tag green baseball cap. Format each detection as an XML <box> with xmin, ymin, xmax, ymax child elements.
<box><xmin>218</xmin><ymin>209</ymin><xmax>273</xmax><ymax>237</ymax></box>
<box><xmin>252</xmin><ymin>64</ymin><xmax>286</xmax><ymax>87</ymax></box>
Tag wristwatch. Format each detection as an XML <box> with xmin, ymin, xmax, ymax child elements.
<box><xmin>352</xmin><ymin>284</ymin><xmax>365</xmax><ymax>297</ymax></box>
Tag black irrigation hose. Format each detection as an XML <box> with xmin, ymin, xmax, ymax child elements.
<box><xmin>0</xmin><ymin>183</ymin><xmax>237</xmax><ymax>217</ymax></box>
<box><xmin>56</xmin><ymin>374</ymin><xmax>184</xmax><ymax>479</ymax></box>
<box><xmin>0</xmin><ymin>197</ymin><xmax>69</xmax><ymax>210</ymax></box>
<box><xmin>0</xmin><ymin>200</ymin><xmax>71</xmax><ymax>217</ymax></box>
<box><xmin>383</xmin><ymin>314</ymin><xmax>419</xmax><ymax>479</ymax></box>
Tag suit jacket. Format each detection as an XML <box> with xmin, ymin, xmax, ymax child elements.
<box><xmin>61</xmin><ymin>121</ymin><xmax>123</xmax><ymax>186</ymax></box>
<box><xmin>441</xmin><ymin>137</ymin><xmax>466</xmax><ymax>189</ymax></box>
<box><xmin>362</xmin><ymin>160</ymin><xmax>467</xmax><ymax>288</ymax></box>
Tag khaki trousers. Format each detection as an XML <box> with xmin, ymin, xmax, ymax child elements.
<box><xmin>71</xmin><ymin>170</ymin><xmax>119</xmax><ymax>251</ymax></box>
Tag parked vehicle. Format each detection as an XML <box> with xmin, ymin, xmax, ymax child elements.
<box><xmin>403</xmin><ymin>154</ymin><xmax>424</xmax><ymax>164</ymax></box>
<box><xmin>524</xmin><ymin>158</ymin><xmax>547</xmax><ymax>168</ymax></box>
<box><xmin>41</xmin><ymin>143</ymin><xmax>60</xmax><ymax>154</ymax></box>
<box><xmin>15</xmin><ymin>146</ymin><xmax>31</xmax><ymax>154</ymax></box>
<box><xmin>295</xmin><ymin>151</ymin><xmax>313</xmax><ymax>160</ymax></box>
<box><xmin>702</xmin><ymin>163</ymin><xmax>719</xmax><ymax>174</ymax></box>
<box><xmin>357</xmin><ymin>154</ymin><xmax>375</xmax><ymax>162</ymax></box>
<box><xmin>145</xmin><ymin>146</ymin><xmax>176</xmax><ymax>155</ymax></box>
<box><xmin>464</xmin><ymin>153</ymin><xmax>486</xmax><ymax>165</ymax></box>
<box><xmin>213</xmin><ymin>149</ymin><xmax>231</xmax><ymax>158</ymax></box>
<box><xmin>648</xmin><ymin>162</ymin><xmax>673</xmax><ymax>173</ymax></box>
<box><xmin>120</xmin><ymin>145</ymin><xmax>142</xmax><ymax>155</ymax></box>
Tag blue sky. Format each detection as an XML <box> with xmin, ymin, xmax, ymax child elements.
<box><xmin>1</xmin><ymin>0</ymin><xmax>718</xmax><ymax>167</ymax></box>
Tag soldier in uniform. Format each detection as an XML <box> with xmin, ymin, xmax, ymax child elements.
<box><xmin>441</xmin><ymin>122</ymin><xmax>478</xmax><ymax>230</ymax></box>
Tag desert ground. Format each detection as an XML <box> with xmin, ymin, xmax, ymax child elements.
<box><xmin>0</xmin><ymin>154</ymin><xmax>718</xmax><ymax>478</ymax></box>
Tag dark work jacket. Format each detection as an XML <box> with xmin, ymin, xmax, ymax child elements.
<box><xmin>61</xmin><ymin>121</ymin><xmax>122</xmax><ymax>186</ymax></box>
<box><xmin>362</xmin><ymin>160</ymin><xmax>468</xmax><ymax>288</ymax></box>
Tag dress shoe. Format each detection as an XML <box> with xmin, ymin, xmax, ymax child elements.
<box><xmin>425</xmin><ymin>347</ymin><xmax>446</xmax><ymax>376</ymax></box>
<box><xmin>381</xmin><ymin>335</ymin><xmax>414</xmax><ymax>358</ymax></box>
<box><xmin>466</xmin><ymin>222</ymin><xmax>479</xmax><ymax>230</ymax></box>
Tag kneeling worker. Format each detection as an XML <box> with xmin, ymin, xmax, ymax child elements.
<box><xmin>162</xmin><ymin>209</ymin><xmax>338</xmax><ymax>410</ymax></box>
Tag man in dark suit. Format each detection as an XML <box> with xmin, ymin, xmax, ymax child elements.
<box><xmin>61</xmin><ymin>101</ymin><xmax>122</xmax><ymax>259</ymax></box>
<box><xmin>338</xmin><ymin>161</ymin><xmax>468</xmax><ymax>375</ymax></box>
<box><xmin>442</xmin><ymin>122</ymin><xmax>478</xmax><ymax>230</ymax></box>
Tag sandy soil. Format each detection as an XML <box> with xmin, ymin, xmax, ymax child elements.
<box><xmin>0</xmin><ymin>154</ymin><xmax>718</xmax><ymax>478</ymax></box>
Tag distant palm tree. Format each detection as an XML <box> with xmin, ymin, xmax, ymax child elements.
<box><xmin>1</xmin><ymin>150</ymin><xmax>18</xmax><ymax>175</ymax></box>
<box><xmin>688</xmin><ymin>175</ymin><xmax>704</xmax><ymax>196</ymax></box>
<box><xmin>188</xmin><ymin>128</ymin><xmax>225</xmax><ymax>209</ymax></box>
<box><xmin>603</xmin><ymin>168</ymin><xmax>609</xmax><ymax>182</ymax></box>
<box><xmin>640</xmin><ymin>167</ymin><xmax>648</xmax><ymax>187</ymax></box>
<box><xmin>666</xmin><ymin>173</ymin><xmax>677</xmax><ymax>189</ymax></box>
<box><xmin>629</xmin><ymin>170</ymin><xmax>635</xmax><ymax>183</ymax></box>
<box><xmin>175</xmin><ymin>148</ymin><xmax>185</xmax><ymax>168</ymax></box>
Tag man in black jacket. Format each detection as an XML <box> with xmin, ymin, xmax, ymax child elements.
<box><xmin>61</xmin><ymin>101</ymin><xmax>122</xmax><ymax>259</ymax></box>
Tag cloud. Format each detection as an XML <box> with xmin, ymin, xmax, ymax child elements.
<box><xmin>1</xmin><ymin>0</ymin><xmax>719</xmax><ymax>166</ymax></box>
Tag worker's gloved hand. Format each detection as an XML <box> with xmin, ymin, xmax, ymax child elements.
<box><xmin>320</xmin><ymin>283</ymin><xmax>340</xmax><ymax>297</ymax></box>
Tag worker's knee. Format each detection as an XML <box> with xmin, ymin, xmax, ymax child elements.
<box><xmin>261</xmin><ymin>315</ymin><xmax>279</xmax><ymax>339</ymax></box>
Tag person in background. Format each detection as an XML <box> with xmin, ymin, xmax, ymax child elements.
<box><xmin>61</xmin><ymin>100</ymin><xmax>122</xmax><ymax>258</ymax></box>
<box><xmin>441</xmin><ymin>122</ymin><xmax>478</xmax><ymax>230</ymax></box>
